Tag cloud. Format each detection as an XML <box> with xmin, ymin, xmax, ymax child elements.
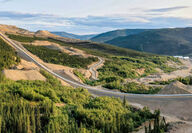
<box><xmin>148</xmin><ymin>6</ymin><xmax>189</xmax><ymax>12</ymax></box>
<box><xmin>0</xmin><ymin>10</ymin><xmax>192</xmax><ymax>34</ymax></box>
<box><xmin>0</xmin><ymin>0</ymin><xmax>13</xmax><ymax>3</ymax></box>
<box><xmin>0</xmin><ymin>11</ymin><xmax>56</xmax><ymax>19</ymax></box>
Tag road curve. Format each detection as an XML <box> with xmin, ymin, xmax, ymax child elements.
<box><xmin>89</xmin><ymin>57</ymin><xmax>104</xmax><ymax>80</ymax></box>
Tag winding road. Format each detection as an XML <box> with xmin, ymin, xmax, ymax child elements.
<box><xmin>1</xmin><ymin>32</ymin><xmax>192</xmax><ymax>122</ymax></box>
<box><xmin>89</xmin><ymin>57</ymin><xmax>104</xmax><ymax>80</ymax></box>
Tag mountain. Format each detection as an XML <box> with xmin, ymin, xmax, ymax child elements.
<box><xmin>90</xmin><ymin>29</ymin><xmax>150</xmax><ymax>43</ymax></box>
<box><xmin>51</xmin><ymin>31</ymin><xmax>97</xmax><ymax>40</ymax></box>
<box><xmin>107</xmin><ymin>27</ymin><xmax>192</xmax><ymax>56</ymax></box>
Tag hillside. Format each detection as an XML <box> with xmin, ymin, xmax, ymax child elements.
<box><xmin>0</xmin><ymin>29</ymin><xmax>164</xmax><ymax>133</ymax></box>
<box><xmin>107</xmin><ymin>27</ymin><xmax>192</xmax><ymax>56</ymax></box>
<box><xmin>51</xmin><ymin>31</ymin><xmax>97</xmax><ymax>40</ymax></box>
<box><xmin>3</xmin><ymin>25</ymin><xmax>182</xmax><ymax>94</ymax></box>
<box><xmin>91</xmin><ymin>29</ymin><xmax>149</xmax><ymax>43</ymax></box>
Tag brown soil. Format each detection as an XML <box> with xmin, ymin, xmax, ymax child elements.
<box><xmin>166</xmin><ymin>122</ymin><xmax>192</xmax><ymax>133</ymax></box>
<box><xmin>3</xmin><ymin>69</ymin><xmax>46</xmax><ymax>81</ymax></box>
<box><xmin>78</xmin><ymin>69</ymin><xmax>92</xmax><ymax>79</ymax></box>
<box><xmin>136</xmin><ymin>68</ymin><xmax>146</xmax><ymax>76</ymax></box>
<box><xmin>0</xmin><ymin>24</ymin><xmax>33</xmax><ymax>36</ymax></box>
<box><xmin>138</xmin><ymin>59</ymin><xmax>192</xmax><ymax>84</ymax></box>
<box><xmin>159</xmin><ymin>81</ymin><xmax>192</xmax><ymax>94</ymax></box>
<box><xmin>16</xmin><ymin>59</ymin><xmax>39</xmax><ymax>70</ymax></box>
<box><xmin>55</xmin><ymin>103</ymin><xmax>65</xmax><ymax>107</ymax></box>
<box><xmin>35</xmin><ymin>30</ymin><xmax>59</xmax><ymax>38</ymax></box>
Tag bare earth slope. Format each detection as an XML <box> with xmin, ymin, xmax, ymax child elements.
<box><xmin>3</xmin><ymin>69</ymin><xmax>46</xmax><ymax>81</ymax></box>
<box><xmin>159</xmin><ymin>81</ymin><xmax>192</xmax><ymax>94</ymax></box>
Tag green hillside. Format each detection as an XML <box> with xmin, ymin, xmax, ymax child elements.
<box><xmin>91</xmin><ymin>29</ymin><xmax>149</xmax><ymax>43</ymax></box>
<box><xmin>0</xmin><ymin>34</ymin><xmax>168</xmax><ymax>133</ymax></box>
<box><xmin>107</xmin><ymin>27</ymin><xmax>192</xmax><ymax>56</ymax></box>
<box><xmin>7</xmin><ymin>33</ymin><xmax>180</xmax><ymax>94</ymax></box>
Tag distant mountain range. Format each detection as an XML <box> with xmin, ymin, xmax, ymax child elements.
<box><xmin>90</xmin><ymin>27</ymin><xmax>192</xmax><ymax>56</ymax></box>
<box><xmin>90</xmin><ymin>29</ymin><xmax>150</xmax><ymax>43</ymax></box>
<box><xmin>51</xmin><ymin>31</ymin><xmax>97</xmax><ymax>40</ymax></box>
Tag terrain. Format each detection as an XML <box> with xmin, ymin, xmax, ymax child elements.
<box><xmin>0</xmin><ymin>29</ymin><xmax>166</xmax><ymax>133</ymax></box>
<box><xmin>1</xmin><ymin>24</ymin><xmax>192</xmax><ymax>132</ymax></box>
<box><xmin>106</xmin><ymin>27</ymin><xmax>192</xmax><ymax>56</ymax></box>
<box><xmin>51</xmin><ymin>31</ymin><xmax>97</xmax><ymax>40</ymax></box>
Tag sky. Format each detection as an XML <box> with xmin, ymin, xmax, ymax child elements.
<box><xmin>0</xmin><ymin>0</ymin><xmax>192</xmax><ymax>34</ymax></box>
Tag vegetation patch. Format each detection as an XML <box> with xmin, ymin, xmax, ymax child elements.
<box><xmin>6</xmin><ymin>33</ymin><xmax>46</xmax><ymax>42</ymax></box>
<box><xmin>0</xmin><ymin>38</ymin><xmax>20</xmax><ymax>71</ymax></box>
<box><xmin>150</xmin><ymin>76</ymin><xmax>192</xmax><ymax>86</ymax></box>
<box><xmin>23</xmin><ymin>44</ymin><xmax>98</xmax><ymax>69</ymax></box>
<box><xmin>103</xmin><ymin>81</ymin><xmax>161</xmax><ymax>94</ymax></box>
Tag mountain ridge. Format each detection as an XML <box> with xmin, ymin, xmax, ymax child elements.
<box><xmin>91</xmin><ymin>29</ymin><xmax>150</xmax><ymax>42</ymax></box>
<box><xmin>51</xmin><ymin>31</ymin><xmax>97</xmax><ymax>40</ymax></box>
<box><xmin>106</xmin><ymin>27</ymin><xmax>192</xmax><ymax>56</ymax></box>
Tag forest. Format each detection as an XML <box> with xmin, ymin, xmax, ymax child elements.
<box><xmin>0</xmin><ymin>69</ymin><xmax>163</xmax><ymax>132</ymax></box>
<box><xmin>23</xmin><ymin>44</ymin><xmax>98</xmax><ymax>69</ymax></box>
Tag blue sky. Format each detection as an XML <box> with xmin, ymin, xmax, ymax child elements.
<box><xmin>0</xmin><ymin>0</ymin><xmax>192</xmax><ymax>34</ymax></box>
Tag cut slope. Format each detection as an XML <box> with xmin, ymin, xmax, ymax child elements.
<box><xmin>3</xmin><ymin>69</ymin><xmax>46</xmax><ymax>81</ymax></box>
<box><xmin>158</xmin><ymin>81</ymin><xmax>192</xmax><ymax>94</ymax></box>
